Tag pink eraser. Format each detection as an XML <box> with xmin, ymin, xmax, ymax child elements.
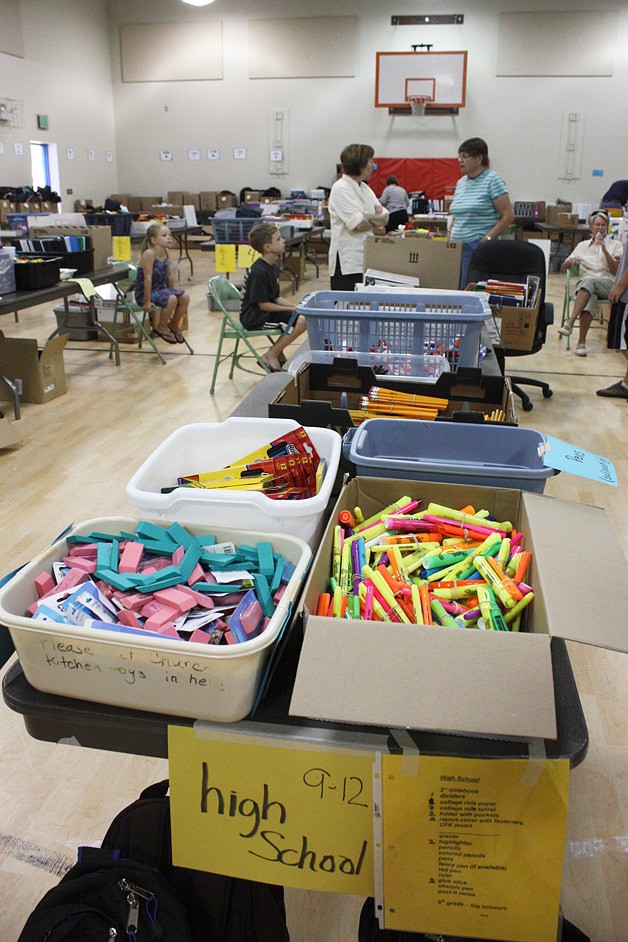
<box><xmin>67</xmin><ymin>543</ymin><xmax>98</xmax><ymax>558</ymax></box>
<box><xmin>141</xmin><ymin>556</ymin><xmax>170</xmax><ymax>572</ymax></box>
<box><xmin>187</xmin><ymin>563</ymin><xmax>205</xmax><ymax>586</ymax></box>
<box><xmin>189</xmin><ymin>628</ymin><xmax>211</xmax><ymax>645</ymax></box>
<box><xmin>62</xmin><ymin>556</ymin><xmax>97</xmax><ymax>574</ymax></box>
<box><xmin>240</xmin><ymin>600</ymin><xmax>263</xmax><ymax>635</ymax></box>
<box><xmin>38</xmin><ymin>568</ymin><xmax>86</xmax><ymax>602</ymax></box>
<box><xmin>34</xmin><ymin>571</ymin><xmax>55</xmax><ymax>598</ymax></box>
<box><xmin>273</xmin><ymin>584</ymin><xmax>287</xmax><ymax>603</ymax></box>
<box><xmin>117</xmin><ymin>610</ymin><xmax>143</xmax><ymax>629</ymax></box>
<box><xmin>145</xmin><ymin>606</ymin><xmax>178</xmax><ymax>630</ymax></box>
<box><xmin>121</xmin><ymin>592</ymin><xmax>152</xmax><ymax>612</ymax></box>
<box><xmin>156</xmin><ymin>623</ymin><xmax>179</xmax><ymax>638</ymax></box>
<box><xmin>223</xmin><ymin>629</ymin><xmax>236</xmax><ymax>645</ymax></box>
<box><xmin>172</xmin><ymin>546</ymin><xmax>185</xmax><ymax>566</ymax></box>
<box><xmin>153</xmin><ymin>587</ymin><xmax>195</xmax><ymax>614</ymax></box>
<box><xmin>119</xmin><ymin>541</ymin><xmax>144</xmax><ymax>574</ymax></box>
<box><xmin>175</xmin><ymin>584</ymin><xmax>214</xmax><ymax>610</ymax></box>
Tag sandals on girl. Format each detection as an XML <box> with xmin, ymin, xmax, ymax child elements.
<box><xmin>172</xmin><ymin>330</ymin><xmax>185</xmax><ymax>344</ymax></box>
<box><xmin>153</xmin><ymin>326</ymin><xmax>177</xmax><ymax>344</ymax></box>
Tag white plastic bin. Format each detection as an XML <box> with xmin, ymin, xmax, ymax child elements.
<box><xmin>287</xmin><ymin>349</ymin><xmax>450</xmax><ymax>383</ymax></box>
<box><xmin>125</xmin><ymin>419</ymin><xmax>341</xmax><ymax>547</ymax></box>
<box><xmin>0</xmin><ymin>516</ymin><xmax>311</xmax><ymax>723</ymax></box>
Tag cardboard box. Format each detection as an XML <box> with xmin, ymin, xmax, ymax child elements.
<box><xmin>0</xmin><ymin>200</ymin><xmax>16</xmax><ymax>222</ymax></box>
<box><xmin>199</xmin><ymin>191</ymin><xmax>219</xmax><ymax>211</ymax></box>
<box><xmin>167</xmin><ymin>191</ymin><xmax>184</xmax><ymax>204</ymax></box>
<box><xmin>29</xmin><ymin>224</ymin><xmax>112</xmax><ymax>270</ymax></box>
<box><xmin>280</xmin><ymin>255</ymin><xmax>306</xmax><ymax>281</ymax></box>
<box><xmin>150</xmin><ymin>204</ymin><xmax>183</xmax><ymax>218</ymax></box>
<box><xmin>217</xmin><ymin>193</ymin><xmax>239</xmax><ymax>209</ymax></box>
<box><xmin>109</xmin><ymin>194</ymin><xmax>130</xmax><ymax>205</ymax></box>
<box><xmin>363</xmin><ymin>235</ymin><xmax>462</xmax><ymax>290</ymax></box>
<box><xmin>40</xmin><ymin>202</ymin><xmax>58</xmax><ymax>214</ymax></box>
<box><xmin>182</xmin><ymin>192</ymin><xmax>200</xmax><ymax>210</ymax></box>
<box><xmin>0</xmin><ymin>417</ymin><xmax>21</xmax><ymax>449</ymax></box>
<box><xmin>466</xmin><ymin>284</ymin><xmax>540</xmax><ymax>353</ymax></box>
<box><xmin>244</xmin><ymin>190</ymin><xmax>262</xmax><ymax>203</ymax></box>
<box><xmin>74</xmin><ymin>200</ymin><xmax>93</xmax><ymax>212</ymax></box>
<box><xmin>556</xmin><ymin>212</ymin><xmax>579</xmax><ymax>228</ymax></box>
<box><xmin>290</xmin><ymin>476</ymin><xmax>627</xmax><ymax>740</ymax></box>
<box><xmin>125</xmin><ymin>197</ymin><xmax>143</xmax><ymax>212</ymax></box>
<box><xmin>545</xmin><ymin>204</ymin><xmax>573</xmax><ymax>226</ymax></box>
<box><xmin>270</xmin><ymin>362</ymin><xmax>516</xmax><ymax>432</ymax></box>
<box><xmin>140</xmin><ymin>197</ymin><xmax>162</xmax><ymax>212</ymax></box>
<box><xmin>0</xmin><ymin>330</ymin><xmax>68</xmax><ymax>404</ymax></box>
<box><xmin>533</xmin><ymin>201</ymin><xmax>546</xmax><ymax>220</ymax></box>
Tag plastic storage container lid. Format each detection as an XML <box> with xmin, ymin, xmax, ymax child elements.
<box><xmin>287</xmin><ymin>350</ymin><xmax>450</xmax><ymax>383</ymax></box>
<box><xmin>347</xmin><ymin>419</ymin><xmax>554</xmax><ymax>481</ymax></box>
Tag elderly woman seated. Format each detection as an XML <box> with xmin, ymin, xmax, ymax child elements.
<box><xmin>557</xmin><ymin>210</ymin><xmax>623</xmax><ymax>356</ymax></box>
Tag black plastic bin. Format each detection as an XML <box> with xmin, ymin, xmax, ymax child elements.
<box><xmin>14</xmin><ymin>255</ymin><xmax>62</xmax><ymax>290</ymax></box>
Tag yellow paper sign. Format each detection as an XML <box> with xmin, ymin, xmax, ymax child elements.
<box><xmin>168</xmin><ymin>726</ymin><xmax>375</xmax><ymax>893</ymax></box>
<box><xmin>238</xmin><ymin>244</ymin><xmax>260</xmax><ymax>269</ymax></box>
<box><xmin>381</xmin><ymin>754</ymin><xmax>569</xmax><ymax>941</ymax></box>
<box><xmin>113</xmin><ymin>235</ymin><xmax>131</xmax><ymax>261</ymax></box>
<box><xmin>215</xmin><ymin>243</ymin><xmax>237</xmax><ymax>272</ymax></box>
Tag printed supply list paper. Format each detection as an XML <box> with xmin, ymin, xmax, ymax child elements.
<box><xmin>381</xmin><ymin>754</ymin><xmax>569</xmax><ymax>941</ymax></box>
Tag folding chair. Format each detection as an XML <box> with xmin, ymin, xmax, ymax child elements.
<box><xmin>208</xmin><ymin>275</ymin><xmax>289</xmax><ymax>395</ymax></box>
<box><xmin>559</xmin><ymin>264</ymin><xmax>611</xmax><ymax>350</ymax></box>
<box><xmin>107</xmin><ymin>265</ymin><xmax>194</xmax><ymax>363</ymax></box>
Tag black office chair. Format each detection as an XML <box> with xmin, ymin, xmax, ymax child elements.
<box><xmin>467</xmin><ymin>240</ymin><xmax>554</xmax><ymax>412</ymax></box>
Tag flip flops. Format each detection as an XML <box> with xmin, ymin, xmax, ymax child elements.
<box><xmin>172</xmin><ymin>330</ymin><xmax>185</xmax><ymax>344</ymax></box>
<box><xmin>153</xmin><ymin>326</ymin><xmax>177</xmax><ymax>344</ymax></box>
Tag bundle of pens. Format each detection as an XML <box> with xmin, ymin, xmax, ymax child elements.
<box><xmin>348</xmin><ymin>386</ymin><xmax>449</xmax><ymax>426</ymax></box>
<box><xmin>167</xmin><ymin>427</ymin><xmax>325</xmax><ymax>501</ymax></box>
<box><xmin>317</xmin><ymin>496</ymin><xmax>534</xmax><ymax>632</ymax></box>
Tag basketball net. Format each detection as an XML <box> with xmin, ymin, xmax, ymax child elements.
<box><xmin>408</xmin><ymin>95</ymin><xmax>431</xmax><ymax>118</ymax></box>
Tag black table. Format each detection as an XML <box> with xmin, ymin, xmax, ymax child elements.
<box><xmin>0</xmin><ymin>264</ymin><xmax>131</xmax><ymax>414</ymax></box>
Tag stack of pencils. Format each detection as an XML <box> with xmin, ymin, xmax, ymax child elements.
<box><xmin>348</xmin><ymin>386</ymin><xmax>449</xmax><ymax>425</ymax></box>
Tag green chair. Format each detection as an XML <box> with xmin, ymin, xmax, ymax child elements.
<box><xmin>208</xmin><ymin>275</ymin><xmax>288</xmax><ymax>395</ymax></box>
<box><xmin>560</xmin><ymin>264</ymin><xmax>611</xmax><ymax>350</ymax></box>
<box><xmin>108</xmin><ymin>265</ymin><xmax>194</xmax><ymax>363</ymax></box>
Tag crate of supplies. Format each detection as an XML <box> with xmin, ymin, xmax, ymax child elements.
<box><xmin>83</xmin><ymin>212</ymin><xmax>134</xmax><ymax>236</ymax></box>
<box><xmin>298</xmin><ymin>289</ymin><xmax>491</xmax><ymax>371</ymax></box>
<box><xmin>211</xmin><ymin>218</ymin><xmax>261</xmax><ymax>244</ymax></box>
<box><xmin>14</xmin><ymin>255</ymin><xmax>62</xmax><ymax>290</ymax></box>
<box><xmin>344</xmin><ymin>419</ymin><xmax>555</xmax><ymax>492</ymax></box>
<box><xmin>125</xmin><ymin>418</ymin><xmax>342</xmax><ymax>547</ymax></box>
<box><xmin>0</xmin><ymin>516</ymin><xmax>311</xmax><ymax>723</ymax></box>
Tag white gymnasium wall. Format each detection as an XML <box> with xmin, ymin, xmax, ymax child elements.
<box><xmin>1</xmin><ymin>0</ymin><xmax>626</xmax><ymax>206</ymax></box>
<box><xmin>0</xmin><ymin>0</ymin><xmax>117</xmax><ymax>206</ymax></box>
<box><xmin>107</xmin><ymin>0</ymin><xmax>628</xmax><ymax>204</ymax></box>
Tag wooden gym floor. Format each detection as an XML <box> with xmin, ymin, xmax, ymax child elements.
<box><xmin>0</xmin><ymin>240</ymin><xmax>625</xmax><ymax>941</ymax></box>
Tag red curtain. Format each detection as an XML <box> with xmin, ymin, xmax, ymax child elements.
<box><xmin>371</xmin><ymin>158</ymin><xmax>460</xmax><ymax>200</ymax></box>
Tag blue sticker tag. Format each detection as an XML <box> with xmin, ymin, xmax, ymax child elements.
<box><xmin>592</xmin><ymin>169</ymin><xmax>604</xmax><ymax>177</ymax></box>
<box><xmin>542</xmin><ymin>435</ymin><xmax>618</xmax><ymax>487</ymax></box>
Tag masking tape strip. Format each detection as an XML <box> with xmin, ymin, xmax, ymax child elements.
<box><xmin>570</xmin><ymin>836</ymin><xmax>627</xmax><ymax>858</ymax></box>
<box><xmin>372</xmin><ymin>750</ymin><xmax>385</xmax><ymax>930</ymax></box>
<box><xmin>521</xmin><ymin>737</ymin><xmax>546</xmax><ymax>786</ymax></box>
<box><xmin>389</xmin><ymin>728</ymin><xmax>420</xmax><ymax>777</ymax></box>
<box><xmin>191</xmin><ymin>719</ymin><xmax>388</xmax><ymax>755</ymax></box>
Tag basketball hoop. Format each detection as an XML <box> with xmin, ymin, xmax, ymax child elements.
<box><xmin>408</xmin><ymin>95</ymin><xmax>431</xmax><ymax>118</ymax></box>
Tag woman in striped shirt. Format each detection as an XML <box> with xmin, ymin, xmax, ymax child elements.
<box><xmin>449</xmin><ymin>137</ymin><xmax>515</xmax><ymax>289</ymax></box>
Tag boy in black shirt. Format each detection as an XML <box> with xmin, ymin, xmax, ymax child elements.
<box><xmin>240</xmin><ymin>223</ymin><xmax>306</xmax><ymax>371</ymax></box>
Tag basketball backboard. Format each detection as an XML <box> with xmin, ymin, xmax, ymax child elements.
<box><xmin>375</xmin><ymin>51</ymin><xmax>467</xmax><ymax>111</ymax></box>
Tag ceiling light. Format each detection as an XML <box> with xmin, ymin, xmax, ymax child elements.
<box><xmin>181</xmin><ymin>0</ymin><xmax>215</xmax><ymax>6</ymax></box>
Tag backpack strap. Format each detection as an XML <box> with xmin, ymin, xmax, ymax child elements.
<box><xmin>139</xmin><ymin>779</ymin><xmax>169</xmax><ymax>801</ymax></box>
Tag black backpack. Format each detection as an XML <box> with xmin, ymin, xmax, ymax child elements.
<box><xmin>18</xmin><ymin>780</ymin><xmax>289</xmax><ymax>942</ymax></box>
<box><xmin>17</xmin><ymin>853</ymin><xmax>194</xmax><ymax>941</ymax></box>
<box><xmin>101</xmin><ymin>779</ymin><xmax>289</xmax><ymax>942</ymax></box>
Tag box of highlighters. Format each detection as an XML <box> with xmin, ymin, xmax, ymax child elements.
<box><xmin>289</xmin><ymin>476</ymin><xmax>627</xmax><ymax>741</ymax></box>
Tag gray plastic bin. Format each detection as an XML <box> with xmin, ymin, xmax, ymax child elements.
<box><xmin>344</xmin><ymin>419</ymin><xmax>556</xmax><ymax>492</ymax></box>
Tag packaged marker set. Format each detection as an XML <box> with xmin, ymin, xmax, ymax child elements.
<box><xmin>172</xmin><ymin>426</ymin><xmax>325</xmax><ymax>501</ymax></box>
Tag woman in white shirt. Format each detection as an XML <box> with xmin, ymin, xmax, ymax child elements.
<box><xmin>328</xmin><ymin>144</ymin><xmax>389</xmax><ymax>290</ymax></box>
<box><xmin>557</xmin><ymin>210</ymin><xmax>623</xmax><ymax>356</ymax></box>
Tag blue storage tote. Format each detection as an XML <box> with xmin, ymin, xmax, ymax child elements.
<box><xmin>297</xmin><ymin>290</ymin><xmax>491</xmax><ymax>371</ymax></box>
<box><xmin>344</xmin><ymin>419</ymin><xmax>556</xmax><ymax>492</ymax></box>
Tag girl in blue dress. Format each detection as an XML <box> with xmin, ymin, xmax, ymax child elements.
<box><xmin>135</xmin><ymin>223</ymin><xmax>190</xmax><ymax>343</ymax></box>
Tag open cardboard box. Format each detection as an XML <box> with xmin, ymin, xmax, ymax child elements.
<box><xmin>467</xmin><ymin>283</ymin><xmax>541</xmax><ymax>352</ymax></box>
<box><xmin>290</xmin><ymin>476</ymin><xmax>627</xmax><ymax>741</ymax></box>
<box><xmin>363</xmin><ymin>234</ymin><xmax>462</xmax><ymax>290</ymax></box>
<box><xmin>270</xmin><ymin>362</ymin><xmax>516</xmax><ymax>432</ymax></box>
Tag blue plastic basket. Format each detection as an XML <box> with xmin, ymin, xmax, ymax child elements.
<box><xmin>211</xmin><ymin>218</ymin><xmax>260</xmax><ymax>243</ymax></box>
<box><xmin>298</xmin><ymin>290</ymin><xmax>491</xmax><ymax>371</ymax></box>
